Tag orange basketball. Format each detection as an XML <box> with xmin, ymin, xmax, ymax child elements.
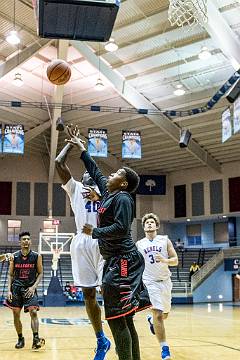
<box><xmin>47</xmin><ymin>59</ymin><xmax>71</xmax><ymax>85</ymax></box>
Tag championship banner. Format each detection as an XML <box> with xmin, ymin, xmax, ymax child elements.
<box><xmin>3</xmin><ymin>124</ymin><xmax>24</xmax><ymax>154</ymax></box>
<box><xmin>122</xmin><ymin>130</ymin><xmax>141</xmax><ymax>159</ymax></box>
<box><xmin>88</xmin><ymin>128</ymin><xmax>108</xmax><ymax>157</ymax></box>
<box><xmin>222</xmin><ymin>108</ymin><xmax>232</xmax><ymax>143</ymax></box>
<box><xmin>137</xmin><ymin>175</ymin><xmax>166</xmax><ymax>195</ymax></box>
<box><xmin>233</xmin><ymin>96</ymin><xmax>240</xmax><ymax>134</ymax></box>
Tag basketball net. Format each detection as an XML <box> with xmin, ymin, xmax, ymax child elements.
<box><xmin>168</xmin><ymin>0</ymin><xmax>208</xmax><ymax>28</ymax></box>
<box><xmin>51</xmin><ymin>249</ymin><xmax>61</xmax><ymax>271</ymax></box>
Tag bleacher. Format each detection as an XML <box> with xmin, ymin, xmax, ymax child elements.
<box><xmin>171</xmin><ymin>248</ymin><xmax>221</xmax><ymax>296</ymax></box>
<box><xmin>0</xmin><ymin>245</ymin><xmax>221</xmax><ymax>303</ymax></box>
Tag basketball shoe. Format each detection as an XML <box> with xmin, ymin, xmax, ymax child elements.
<box><xmin>94</xmin><ymin>337</ymin><xmax>111</xmax><ymax>360</ymax></box>
<box><xmin>32</xmin><ymin>337</ymin><xmax>45</xmax><ymax>350</ymax></box>
<box><xmin>15</xmin><ymin>337</ymin><xmax>25</xmax><ymax>349</ymax></box>
<box><xmin>162</xmin><ymin>345</ymin><xmax>171</xmax><ymax>360</ymax></box>
<box><xmin>147</xmin><ymin>314</ymin><xmax>155</xmax><ymax>335</ymax></box>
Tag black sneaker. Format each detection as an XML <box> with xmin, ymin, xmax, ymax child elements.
<box><xmin>32</xmin><ymin>337</ymin><xmax>45</xmax><ymax>350</ymax></box>
<box><xmin>15</xmin><ymin>337</ymin><xmax>25</xmax><ymax>349</ymax></box>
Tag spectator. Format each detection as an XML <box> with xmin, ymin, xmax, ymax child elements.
<box><xmin>64</xmin><ymin>281</ymin><xmax>71</xmax><ymax>296</ymax></box>
<box><xmin>189</xmin><ymin>261</ymin><xmax>200</xmax><ymax>282</ymax></box>
<box><xmin>175</xmin><ymin>238</ymin><xmax>184</xmax><ymax>252</ymax></box>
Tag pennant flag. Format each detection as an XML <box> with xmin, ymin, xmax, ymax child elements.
<box><xmin>233</xmin><ymin>96</ymin><xmax>240</xmax><ymax>134</ymax></box>
<box><xmin>122</xmin><ymin>130</ymin><xmax>141</xmax><ymax>159</ymax></box>
<box><xmin>88</xmin><ymin>128</ymin><xmax>108</xmax><ymax>157</ymax></box>
<box><xmin>3</xmin><ymin>124</ymin><xmax>24</xmax><ymax>154</ymax></box>
<box><xmin>222</xmin><ymin>109</ymin><xmax>232</xmax><ymax>143</ymax></box>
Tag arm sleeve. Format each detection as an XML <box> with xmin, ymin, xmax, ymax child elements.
<box><xmin>81</xmin><ymin>151</ymin><xmax>107</xmax><ymax>195</ymax></box>
<box><xmin>92</xmin><ymin>193</ymin><xmax>133</xmax><ymax>239</ymax></box>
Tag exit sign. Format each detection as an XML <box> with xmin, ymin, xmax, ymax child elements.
<box><xmin>52</xmin><ymin>219</ymin><xmax>60</xmax><ymax>225</ymax></box>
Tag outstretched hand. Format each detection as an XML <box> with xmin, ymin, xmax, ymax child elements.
<box><xmin>65</xmin><ymin>125</ymin><xmax>86</xmax><ymax>152</ymax></box>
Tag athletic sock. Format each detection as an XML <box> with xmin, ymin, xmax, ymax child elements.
<box><xmin>96</xmin><ymin>330</ymin><xmax>106</xmax><ymax>342</ymax></box>
<box><xmin>160</xmin><ymin>342</ymin><xmax>168</xmax><ymax>347</ymax></box>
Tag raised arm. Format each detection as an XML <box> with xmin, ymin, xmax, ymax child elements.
<box><xmin>65</xmin><ymin>125</ymin><xmax>107</xmax><ymax>194</ymax></box>
<box><xmin>55</xmin><ymin>143</ymin><xmax>73</xmax><ymax>185</ymax></box>
<box><xmin>80</xmin><ymin>151</ymin><xmax>107</xmax><ymax>195</ymax></box>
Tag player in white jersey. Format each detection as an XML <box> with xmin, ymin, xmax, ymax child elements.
<box><xmin>136</xmin><ymin>213</ymin><xmax>178</xmax><ymax>360</ymax></box>
<box><xmin>55</xmin><ymin>143</ymin><xmax>110</xmax><ymax>360</ymax></box>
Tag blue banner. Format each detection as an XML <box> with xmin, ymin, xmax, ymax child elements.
<box><xmin>122</xmin><ymin>130</ymin><xmax>141</xmax><ymax>159</ymax></box>
<box><xmin>137</xmin><ymin>175</ymin><xmax>166</xmax><ymax>195</ymax></box>
<box><xmin>222</xmin><ymin>108</ymin><xmax>232</xmax><ymax>142</ymax></box>
<box><xmin>88</xmin><ymin>128</ymin><xmax>108</xmax><ymax>158</ymax></box>
<box><xmin>224</xmin><ymin>258</ymin><xmax>240</xmax><ymax>271</ymax></box>
<box><xmin>3</xmin><ymin>124</ymin><xmax>24</xmax><ymax>154</ymax></box>
<box><xmin>233</xmin><ymin>96</ymin><xmax>240</xmax><ymax>134</ymax></box>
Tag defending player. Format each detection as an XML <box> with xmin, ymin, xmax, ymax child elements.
<box><xmin>136</xmin><ymin>213</ymin><xmax>178</xmax><ymax>360</ymax></box>
<box><xmin>66</xmin><ymin>125</ymin><xmax>151</xmax><ymax>360</ymax></box>
<box><xmin>4</xmin><ymin>231</ymin><xmax>45</xmax><ymax>350</ymax></box>
<box><xmin>55</xmin><ymin>143</ymin><xmax>110</xmax><ymax>360</ymax></box>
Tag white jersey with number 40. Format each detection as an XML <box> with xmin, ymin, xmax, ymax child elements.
<box><xmin>62</xmin><ymin>177</ymin><xmax>99</xmax><ymax>233</ymax></box>
<box><xmin>136</xmin><ymin>235</ymin><xmax>171</xmax><ymax>282</ymax></box>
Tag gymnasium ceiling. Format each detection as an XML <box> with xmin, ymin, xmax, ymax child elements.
<box><xmin>0</xmin><ymin>0</ymin><xmax>240</xmax><ymax>178</ymax></box>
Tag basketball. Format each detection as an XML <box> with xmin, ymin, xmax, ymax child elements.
<box><xmin>47</xmin><ymin>59</ymin><xmax>71</xmax><ymax>85</ymax></box>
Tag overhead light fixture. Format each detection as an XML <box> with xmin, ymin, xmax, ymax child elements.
<box><xmin>174</xmin><ymin>84</ymin><xmax>185</xmax><ymax>96</ymax></box>
<box><xmin>94</xmin><ymin>44</ymin><xmax>105</xmax><ymax>91</ymax></box>
<box><xmin>222</xmin><ymin>215</ymin><xmax>227</xmax><ymax>218</ymax></box>
<box><xmin>198</xmin><ymin>46</ymin><xmax>211</xmax><ymax>60</ymax></box>
<box><xmin>179</xmin><ymin>129</ymin><xmax>192</xmax><ymax>148</ymax></box>
<box><xmin>12</xmin><ymin>72</ymin><xmax>23</xmax><ymax>87</ymax></box>
<box><xmin>104</xmin><ymin>38</ymin><xmax>118</xmax><ymax>52</ymax></box>
<box><xmin>94</xmin><ymin>78</ymin><xmax>105</xmax><ymax>91</ymax></box>
<box><xmin>6</xmin><ymin>1</ymin><xmax>20</xmax><ymax>45</ymax></box>
<box><xmin>6</xmin><ymin>30</ymin><xmax>20</xmax><ymax>45</ymax></box>
<box><xmin>186</xmin><ymin>218</ymin><xmax>191</xmax><ymax>222</ymax></box>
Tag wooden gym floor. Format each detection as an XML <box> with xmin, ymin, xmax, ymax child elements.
<box><xmin>0</xmin><ymin>303</ymin><xmax>240</xmax><ymax>360</ymax></box>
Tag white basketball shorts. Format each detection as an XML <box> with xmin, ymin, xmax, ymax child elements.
<box><xmin>144</xmin><ymin>278</ymin><xmax>172</xmax><ymax>313</ymax></box>
<box><xmin>70</xmin><ymin>233</ymin><xmax>104</xmax><ymax>287</ymax></box>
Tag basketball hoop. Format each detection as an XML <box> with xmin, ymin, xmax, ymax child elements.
<box><xmin>51</xmin><ymin>248</ymin><xmax>61</xmax><ymax>271</ymax></box>
<box><xmin>168</xmin><ymin>0</ymin><xmax>208</xmax><ymax>28</ymax></box>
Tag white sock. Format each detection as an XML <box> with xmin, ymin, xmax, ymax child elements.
<box><xmin>160</xmin><ymin>342</ymin><xmax>168</xmax><ymax>347</ymax></box>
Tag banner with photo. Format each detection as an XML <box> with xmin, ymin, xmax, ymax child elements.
<box><xmin>222</xmin><ymin>109</ymin><xmax>232</xmax><ymax>143</ymax></box>
<box><xmin>233</xmin><ymin>96</ymin><xmax>240</xmax><ymax>134</ymax></box>
<box><xmin>122</xmin><ymin>130</ymin><xmax>142</xmax><ymax>159</ymax></box>
<box><xmin>3</xmin><ymin>124</ymin><xmax>24</xmax><ymax>154</ymax></box>
<box><xmin>88</xmin><ymin>128</ymin><xmax>108</xmax><ymax>157</ymax></box>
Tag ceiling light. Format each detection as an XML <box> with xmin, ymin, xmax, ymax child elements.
<box><xmin>12</xmin><ymin>72</ymin><xmax>23</xmax><ymax>87</ymax></box>
<box><xmin>222</xmin><ymin>215</ymin><xmax>227</xmax><ymax>218</ymax></box>
<box><xmin>6</xmin><ymin>30</ymin><xmax>20</xmax><ymax>45</ymax></box>
<box><xmin>231</xmin><ymin>58</ymin><xmax>240</xmax><ymax>71</ymax></box>
<box><xmin>198</xmin><ymin>46</ymin><xmax>211</xmax><ymax>60</ymax></box>
<box><xmin>187</xmin><ymin>218</ymin><xmax>191</xmax><ymax>222</ymax></box>
<box><xmin>94</xmin><ymin>78</ymin><xmax>105</xmax><ymax>91</ymax></box>
<box><xmin>104</xmin><ymin>38</ymin><xmax>118</xmax><ymax>52</ymax></box>
<box><xmin>174</xmin><ymin>84</ymin><xmax>185</xmax><ymax>96</ymax></box>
